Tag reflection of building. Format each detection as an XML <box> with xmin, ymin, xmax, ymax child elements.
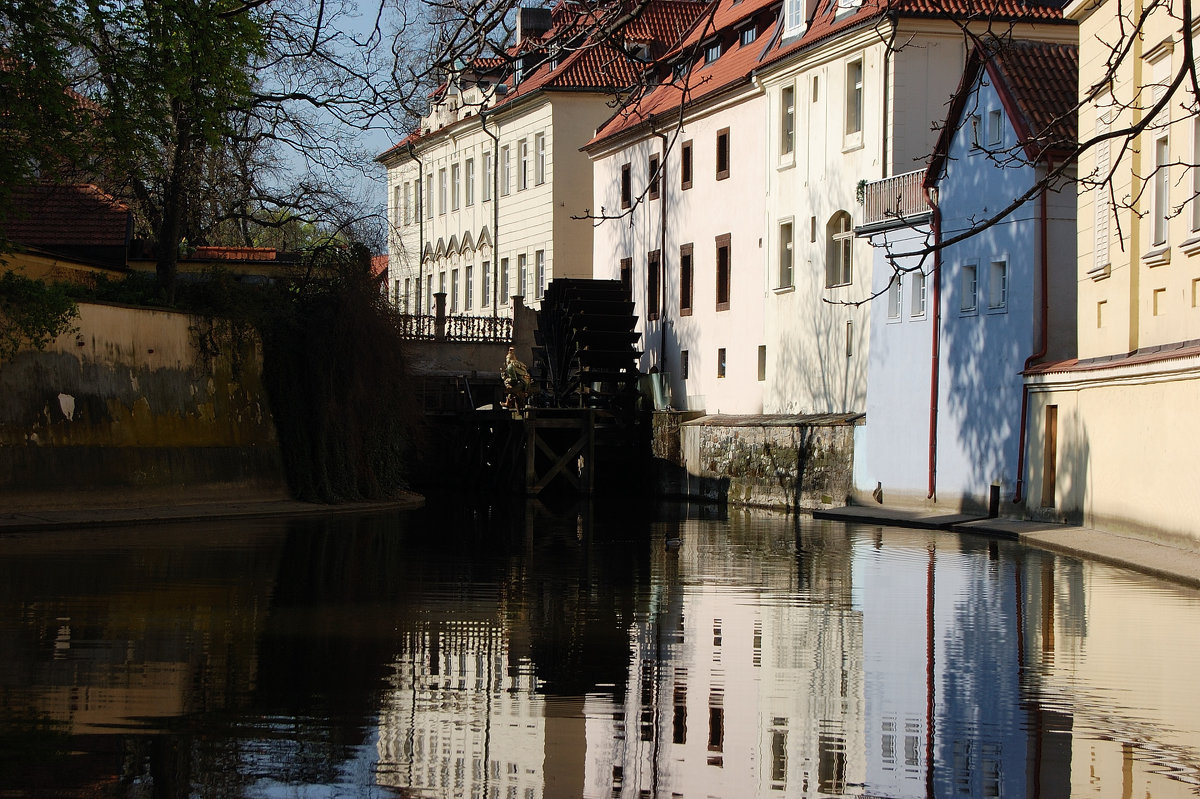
<box><xmin>377</xmin><ymin>619</ymin><xmax>546</xmax><ymax>799</ymax></box>
<box><xmin>584</xmin><ymin>515</ymin><xmax>865</xmax><ymax>798</ymax></box>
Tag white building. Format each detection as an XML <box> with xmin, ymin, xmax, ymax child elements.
<box><xmin>586</xmin><ymin>0</ymin><xmax>1073</xmax><ymax>417</ymax></box>
<box><xmin>378</xmin><ymin>1</ymin><xmax>707</xmax><ymax>317</ymax></box>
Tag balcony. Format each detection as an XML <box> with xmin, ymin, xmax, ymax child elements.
<box><xmin>858</xmin><ymin>170</ymin><xmax>931</xmax><ymax>232</ymax></box>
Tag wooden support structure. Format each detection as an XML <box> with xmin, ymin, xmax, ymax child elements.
<box><xmin>523</xmin><ymin>408</ymin><xmax>595</xmax><ymax>495</ymax></box>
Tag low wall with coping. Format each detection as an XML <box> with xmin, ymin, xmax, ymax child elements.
<box><xmin>652</xmin><ymin>412</ymin><xmax>861</xmax><ymax>510</ymax></box>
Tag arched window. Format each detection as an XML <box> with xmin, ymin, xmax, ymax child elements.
<box><xmin>826</xmin><ymin>211</ymin><xmax>853</xmax><ymax>287</ymax></box>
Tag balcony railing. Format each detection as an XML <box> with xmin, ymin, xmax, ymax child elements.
<box><xmin>860</xmin><ymin>170</ymin><xmax>930</xmax><ymax>228</ymax></box>
<box><xmin>397</xmin><ymin>312</ymin><xmax>513</xmax><ymax>343</ymax></box>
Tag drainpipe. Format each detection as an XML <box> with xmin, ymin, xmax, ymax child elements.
<box><xmin>925</xmin><ymin>185</ymin><xmax>942</xmax><ymax>500</ymax></box>
<box><xmin>881</xmin><ymin>13</ymin><xmax>898</xmax><ymax>178</ymax></box>
<box><xmin>407</xmin><ymin>141</ymin><xmax>425</xmax><ymax>314</ymax></box>
<box><xmin>1012</xmin><ymin>158</ymin><xmax>1052</xmax><ymax>504</ymax></box>
<box><xmin>480</xmin><ymin>105</ymin><xmax>502</xmax><ymax>314</ymax></box>
<box><xmin>656</xmin><ymin>123</ymin><xmax>669</xmax><ymax>379</ymax></box>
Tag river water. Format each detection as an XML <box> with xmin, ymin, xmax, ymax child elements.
<box><xmin>1</xmin><ymin>499</ymin><xmax>1198</xmax><ymax>798</ymax></box>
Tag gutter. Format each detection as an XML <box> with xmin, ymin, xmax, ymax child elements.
<box><xmin>1012</xmin><ymin>157</ymin><xmax>1052</xmax><ymax>504</ymax></box>
<box><xmin>406</xmin><ymin>141</ymin><xmax>425</xmax><ymax>312</ymax></box>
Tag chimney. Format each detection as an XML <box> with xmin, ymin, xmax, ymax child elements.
<box><xmin>516</xmin><ymin>6</ymin><xmax>552</xmax><ymax>45</ymax></box>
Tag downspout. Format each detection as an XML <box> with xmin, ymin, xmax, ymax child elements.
<box><xmin>407</xmin><ymin>141</ymin><xmax>424</xmax><ymax>313</ymax></box>
<box><xmin>1012</xmin><ymin>157</ymin><xmax>1052</xmax><ymax>504</ymax></box>
<box><xmin>925</xmin><ymin>185</ymin><xmax>942</xmax><ymax>500</ymax></box>
<box><xmin>656</xmin><ymin>124</ymin><xmax>669</xmax><ymax>376</ymax></box>
<box><xmin>480</xmin><ymin>106</ymin><xmax>501</xmax><ymax>313</ymax></box>
<box><xmin>881</xmin><ymin>13</ymin><xmax>898</xmax><ymax>178</ymax></box>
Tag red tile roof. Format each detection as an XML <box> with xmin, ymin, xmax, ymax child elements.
<box><xmin>926</xmin><ymin>38</ymin><xmax>1077</xmax><ymax>181</ymax></box>
<box><xmin>377</xmin><ymin>0</ymin><xmax>708</xmax><ymax>162</ymax></box>
<box><xmin>189</xmin><ymin>246</ymin><xmax>278</xmax><ymax>261</ymax></box>
<box><xmin>588</xmin><ymin>0</ymin><xmax>1068</xmax><ymax>146</ymax></box>
<box><xmin>6</xmin><ymin>183</ymin><xmax>130</xmax><ymax>249</ymax></box>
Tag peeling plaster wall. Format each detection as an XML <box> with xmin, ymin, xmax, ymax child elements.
<box><xmin>0</xmin><ymin>302</ymin><xmax>283</xmax><ymax>494</ymax></box>
<box><xmin>654</xmin><ymin>412</ymin><xmax>858</xmax><ymax>510</ymax></box>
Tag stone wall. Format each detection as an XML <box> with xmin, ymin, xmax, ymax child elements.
<box><xmin>653</xmin><ymin>412</ymin><xmax>861</xmax><ymax>510</ymax></box>
<box><xmin>0</xmin><ymin>302</ymin><xmax>284</xmax><ymax>497</ymax></box>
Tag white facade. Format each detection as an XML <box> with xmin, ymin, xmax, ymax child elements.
<box><xmin>589</xmin><ymin>87</ymin><xmax>769</xmax><ymax>414</ymax></box>
<box><xmin>381</xmin><ymin>89</ymin><xmax>617</xmax><ymax>317</ymax></box>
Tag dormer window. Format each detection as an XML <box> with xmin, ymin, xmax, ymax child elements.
<box><xmin>705</xmin><ymin>40</ymin><xmax>722</xmax><ymax>64</ymax></box>
<box><xmin>835</xmin><ymin>0</ymin><xmax>862</xmax><ymax>16</ymax></box>
<box><xmin>740</xmin><ymin>26</ymin><xmax>757</xmax><ymax>46</ymax></box>
<box><xmin>783</xmin><ymin>0</ymin><xmax>805</xmax><ymax>38</ymax></box>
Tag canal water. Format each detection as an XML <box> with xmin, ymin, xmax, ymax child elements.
<box><xmin>1</xmin><ymin>500</ymin><xmax>1198</xmax><ymax>798</ymax></box>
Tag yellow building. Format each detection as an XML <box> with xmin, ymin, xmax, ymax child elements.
<box><xmin>1023</xmin><ymin>0</ymin><xmax>1200</xmax><ymax>545</ymax></box>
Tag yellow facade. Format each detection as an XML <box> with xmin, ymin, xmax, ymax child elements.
<box><xmin>1025</xmin><ymin>0</ymin><xmax>1200</xmax><ymax>545</ymax></box>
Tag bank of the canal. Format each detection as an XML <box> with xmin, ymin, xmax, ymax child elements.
<box><xmin>816</xmin><ymin>505</ymin><xmax>1200</xmax><ymax>590</ymax></box>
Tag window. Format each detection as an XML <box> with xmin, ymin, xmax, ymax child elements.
<box><xmin>426</xmin><ymin>274</ymin><xmax>433</xmax><ymax>312</ymax></box>
<box><xmin>620</xmin><ymin>257</ymin><xmax>632</xmax><ymax>296</ymax></box>
<box><xmin>680</xmin><ymin>243</ymin><xmax>694</xmax><ymax>316</ymax></box>
<box><xmin>647</xmin><ymin>250</ymin><xmax>661</xmax><ymax>321</ymax></box>
<box><xmin>1093</xmin><ymin>99</ymin><xmax>1112</xmax><ymax>275</ymax></box>
<box><xmin>988</xmin><ymin>260</ymin><xmax>1008</xmax><ymax>310</ymax></box>
<box><xmin>439</xmin><ymin>270</ymin><xmax>446</xmax><ymax>296</ymax></box>
<box><xmin>705</xmin><ymin>40</ymin><xmax>721</xmax><ymax>64</ymax></box>
<box><xmin>716</xmin><ymin>348</ymin><xmax>727</xmax><ymax>378</ymax></box>
<box><xmin>781</xmin><ymin>85</ymin><xmax>795</xmax><ymax>156</ymax></box>
<box><xmin>845</xmin><ymin>59</ymin><xmax>863</xmax><ymax>139</ymax></box>
<box><xmin>1193</xmin><ymin>116</ymin><xmax>1200</xmax><ymax>231</ymax></box>
<box><xmin>812</xmin><ymin>74</ymin><xmax>819</xmax><ymax>102</ymax></box>
<box><xmin>681</xmin><ymin>349</ymin><xmax>689</xmax><ymax>380</ymax></box>
<box><xmin>825</xmin><ymin>211</ymin><xmax>853</xmax><ymax>287</ymax></box>
<box><xmin>501</xmin><ymin>145</ymin><xmax>512</xmax><ymax>195</ymax></box>
<box><xmin>716</xmin><ymin>128</ymin><xmax>730</xmax><ymax>180</ymax></box>
<box><xmin>403</xmin><ymin>277</ymin><xmax>411</xmax><ymax>312</ymax></box>
<box><xmin>987</xmin><ymin>109</ymin><xmax>1003</xmax><ymax>146</ymax></box>
<box><xmin>466</xmin><ymin>264</ymin><xmax>474</xmax><ymax>310</ymax></box>
<box><xmin>482</xmin><ymin>260</ymin><xmax>491</xmax><ymax>307</ymax></box>
<box><xmin>518</xmin><ymin>138</ymin><xmax>529</xmax><ymax>190</ymax></box>
<box><xmin>393</xmin><ymin>185</ymin><xmax>402</xmax><ymax>227</ymax></box>
<box><xmin>451</xmin><ymin>268</ymin><xmax>460</xmax><ymax>311</ymax></box>
<box><xmin>438</xmin><ymin>167</ymin><xmax>447</xmax><ymax>214</ymax></box>
<box><xmin>425</xmin><ymin>173</ymin><xmax>433</xmax><ymax>219</ymax></box>
<box><xmin>483</xmin><ymin>151</ymin><xmax>494</xmax><ymax>201</ymax></box>
<box><xmin>500</xmin><ymin>258</ymin><xmax>510</xmax><ymax>304</ymax></box>
<box><xmin>621</xmin><ymin>162</ymin><xmax>632</xmax><ymax>208</ymax></box>
<box><xmin>451</xmin><ymin>163</ymin><xmax>461</xmax><ymax>210</ymax></box>
<box><xmin>648</xmin><ymin>154</ymin><xmax>660</xmax><ymax>200</ymax></box>
<box><xmin>969</xmin><ymin>114</ymin><xmax>983</xmax><ymax>149</ymax></box>
<box><xmin>740</xmin><ymin>25</ymin><xmax>757</xmax><ymax>46</ymax></box>
<box><xmin>961</xmin><ymin>264</ymin><xmax>978</xmax><ymax>312</ymax></box>
<box><xmin>1153</xmin><ymin>135</ymin><xmax>1170</xmax><ymax>246</ymax></box>
<box><xmin>518</xmin><ymin>253</ymin><xmax>528</xmax><ymax>298</ymax></box>
<box><xmin>535</xmin><ymin>133</ymin><xmax>546</xmax><ymax>184</ymax></box>
<box><xmin>911</xmin><ymin>270</ymin><xmax>927</xmax><ymax>317</ymax></box>
<box><xmin>535</xmin><ymin>250</ymin><xmax>546</xmax><ymax>298</ymax></box>
<box><xmin>778</xmin><ymin>221</ymin><xmax>794</xmax><ymax>288</ymax></box>
<box><xmin>716</xmin><ymin>233</ymin><xmax>731</xmax><ymax>310</ymax></box>
<box><xmin>757</xmin><ymin>345</ymin><xmax>766</xmax><ymax>381</ymax></box>
<box><xmin>681</xmin><ymin>140</ymin><xmax>693</xmax><ymax>189</ymax></box>
<box><xmin>784</xmin><ymin>0</ymin><xmax>804</xmax><ymax>36</ymax></box>
<box><xmin>887</xmin><ymin>275</ymin><xmax>901</xmax><ymax>319</ymax></box>
<box><xmin>466</xmin><ymin>158</ymin><xmax>475</xmax><ymax>206</ymax></box>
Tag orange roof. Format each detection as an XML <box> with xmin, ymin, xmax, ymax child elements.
<box><xmin>588</xmin><ymin>0</ymin><xmax>1068</xmax><ymax>146</ymax></box>
<box><xmin>190</xmin><ymin>246</ymin><xmax>278</xmax><ymax>261</ymax></box>
<box><xmin>6</xmin><ymin>183</ymin><xmax>129</xmax><ymax>248</ymax></box>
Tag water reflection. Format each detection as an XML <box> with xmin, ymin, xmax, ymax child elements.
<box><xmin>0</xmin><ymin>502</ymin><xmax>1198</xmax><ymax>797</ymax></box>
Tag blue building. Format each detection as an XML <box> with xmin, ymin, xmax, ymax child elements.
<box><xmin>854</xmin><ymin>39</ymin><xmax>1078</xmax><ymax>514</ymax></box>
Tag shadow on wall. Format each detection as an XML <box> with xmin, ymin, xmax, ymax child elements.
<box><xmin>772</xmin><ymin>287</ymin><xmax>868</xmax><ymax>415</ymax></box>
<box><xmin>1023</xmin><ymin>402</ymin><xmax>1088</xmax><ymax>525</ymax></box>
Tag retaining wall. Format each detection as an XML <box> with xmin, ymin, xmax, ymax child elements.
<box><xmin>0</xmin><ymin>302</ymin><xmax>284</xmax><ymax>497</ymax></box>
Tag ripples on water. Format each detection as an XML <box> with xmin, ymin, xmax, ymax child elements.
<box><xmin>0</xmin><ymin>501</ymin><xmax>1198</xmax><ymax>798</ymax></box>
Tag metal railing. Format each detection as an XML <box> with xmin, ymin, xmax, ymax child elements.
<box><xmin>860</xmin><ymin>170</ymin><xmax>929</xmax><ymax>227</ymax></box>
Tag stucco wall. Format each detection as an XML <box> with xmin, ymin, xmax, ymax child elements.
<box><xmin>0</xmin><ymin>302</ymin><xmax>283</xmax><ymax>496</ymax></box>
<box><xmin>654</xmin><ymin>413</ymin><xmax>858</xmax><ymax>509</ymax></box>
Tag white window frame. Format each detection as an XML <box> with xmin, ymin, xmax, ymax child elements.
<box><xmin>1152</xmin><ymin>134</ymin><xmax>1170</xmax><ymax>247</ymax></box>
<box><xmin>425</xmin><ymin>173</ymin><xmax>433</xmax><ymax>219</ymax></box>
<box><xmin>911</xmin><ymin>270</ymin><xmax>927</xmax><ymax>318</ymax></box>
<box><xmin>844</xmin><ymin>58</ymin><xmax>863</xmax><ymax>146</ymax></box>
<box><xmin>887</xmin><ymin>274</ymin><xmax>901</xmax><ymax>320</ymax></box>
<box><xmin>450</xmin><ymin>268</ymin><xmax>460</xmax><ymax>312</ymax></box>
<box><xmin>987</xmin><ymin>108</ymin><xmax>1004</xmax><ymax>147</ymax></box>
<box><xmin>1193</xmin><ymin>115</ymin><xmax>1200</xmax><ymax>232</ymax></box>
<box><xmin>826</xmin><ymin>211</ymin><xmax>853</xmax><ymax>287</ymax></box>
<box><xmin>500</xmin><ymin>258</ymin><xmax>509</xmax><ymax>305</ymax></box>
<box><xmin>483</xmin><ymin>151</ymin><xmax>494</xmax><ymax>201</ymax></box>
<box><xmin>465</xmin><ymin>264</ymin><xmax>474</xmax><ymax>310</ymax></box>
<box><xmin>438</xmin><ymin>167</ymin><xmax>447</xmax><ymax>214</ymax></box>
<box><xmin>780</xmin><ymin>85</ymin><xmax>795</xmax><ymax>159</ymax></box>
<box><xmin>451</xmin><ymin>162</ymin><xmax>461</xmax><ymax>210</ymax></box>
<box><xmin>481</xmin><ymin>260</ymin><xmax>491</xmax><ymax>308</ymax></box>
<box><xmin>518</xmin><ymin>253</ymin><xmax>528</xmax><ymax>298</ymax></box>
<box><xmin>535</xmin><ymin>249</ymin><xmax>546</xmax><ymax>298</ymax></box>
<box><xmin>783</xmin><ymin>0</ymin><xmax>805</xmax><ymax>37</ymax></box>
<box><xmin>960</xmin><ymin>263</ymin><xmax>978</xmax><ymax>313</ymax></box>
<box><xmin>778</xmin><ymin>219</ymin><xmax>794</xmax><ymax>288</ymax></box>
<box><xmin>534</xmin><ymin>133</ymin><xmax>546</xmax><ymax>185</ymax></box>
<box><xmin>518</xmin><ymin>138</ymin><xmax>529</xmax><ymax>191</ymax></box>
<box><xmin>988</xmin><ymin>259</ymin><xmax>1008</xmax><ymax>312</ymax></box>
<box><xmin>500</xmin><ymin>145</ymin><xmax>512</xmax><ymax>196</ymax></box>
<box><xmin>465</xmin><ymin>158</ymin><xmax>475</xmax><ymax>206</ymax></box>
